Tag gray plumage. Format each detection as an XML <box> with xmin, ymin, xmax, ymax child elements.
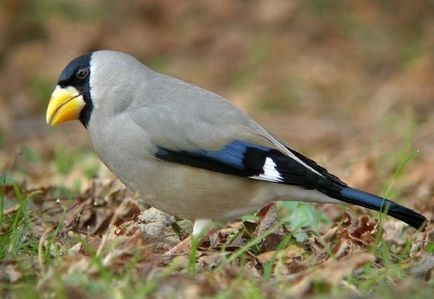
<box><xmin>87</xmin><ymin>51</ymin><xmax>335</xmax><ymax>220</ymax></box>
<box><xmin>46</xmin><ymin>50</ymin><xmax>427</xmax><ymax>232</ymax></box>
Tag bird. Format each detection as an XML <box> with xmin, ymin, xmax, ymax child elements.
<box><xmin>46</xmin><ymin>50</ymin><xmax>427</xmax><ymax>239</ymax></box>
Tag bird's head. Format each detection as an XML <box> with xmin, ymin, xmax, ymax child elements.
<box><xmin>46</xmin><ymin>50</ymin><xmax>144</xmax><ymax>128</ymax></box>
<box><xmin>46</xmin><ymin>53</ymin><xmax>93</xmax><ymax>127</ymax></box>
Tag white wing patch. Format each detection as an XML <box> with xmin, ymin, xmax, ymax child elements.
<box><xmin>250</xmin><ymin>157</ymin><xmax>283</xmax><ymax>183</ymax></box>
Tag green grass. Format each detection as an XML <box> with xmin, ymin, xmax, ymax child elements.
<box><xmin>0</xmin><ymin>142</ymin><xmax>432</xmax><ymax>298</ymax></box>
<box><xmin>0</xmin><ymin>150</ymin><xmax>433</xmax><ymax>298</ymax></box>
<box><xmin>2</xmin><ymin>0</ymin><xmax>434</xmax><ymax>297</ymax></box>
<box><xmin>4</xmin><ymin>128</ymin><xmax>434</xmax><ymax>297</ymax></box>
<box><xmin>0</xmin><ymin>181</ymin><xmax>36</xmax><ymax>260</ymax></box>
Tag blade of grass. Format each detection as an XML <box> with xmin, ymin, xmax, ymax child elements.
<box><xmin>223</xmin><ymin>224</ymin><xmax>278</xmax><ymax>264</ymax></box>
<box><xmin>262</xmin><ymin>233</ymin><xmax>292</xmax><ymax>280</ymax></box>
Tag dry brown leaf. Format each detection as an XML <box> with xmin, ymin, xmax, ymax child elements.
<box><xmin>197</xmin><ymin>252</ymin><xmax>224</xmax><ymax>269</ymax></box>
<box><xmin>5</xmin><ymin>264</ymin><xmax>22</xmax><ymax>283</ymax></box>
<box><xmin>257</xmin><ymin>245</ymin><xmax>304</xmax><ymax>264</ymax></box>
<box><xmin>210</xmin><ymin>224</ymin><xmax>245</xmax><ymax>250</ymax></box>
<box><xmin>290</xmin><ymin>252</ymin><xmax>375</xmax><ymax>296</ymax></box>
<box><xmin>331</xmin><ymin>238</ymin><xmax>352</xmax><ymax>259</ymax></box>
<box><xmin>411</xmin><ymin>253</ymin><xmax>434</xmax><ymax>281</ymax></box>
<box><xmin>256</xmin><ymin>245</ymin><xmax>308</xmax><ymax>276</ymax></box>
<box><xmin>349</xmin><ymin>215</ymin><xmax>378</xmax><ymax>244</ymax></box>
<box><xmin>332</xmin><ymin>214</ymin><xmax>378</xmax><ymax>246</ymax></box>
<box><xmin>261</xmin><ymin>233</ymin><xmax>285</xmax><ymax>252</ymax></box>
<box><xmin>255</xmin><ymin>203</ymin><xmax>278</xmax><ymax>237</ymax></box>
<box><xmin>112</xmin><ymin>199</ymin><xmax>141</xmax><ymax>225</ymax></box>
<box><xmin>410</xmin><ymin>223</ymin><xmax>434</xmax><ymax>257</ymax></box>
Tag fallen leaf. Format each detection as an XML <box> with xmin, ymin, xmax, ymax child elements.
<box><xmin>5</xmin><ymin>264</ymin><xmax>22</xmax><ymax>283</ymax></box>
<box><xmin>411</xmin><ymin>254</ymin><xmax>434</xmax><ymax>281</ymax></box>
<box><xmin>289</xmin><ymin>252</ymin><xmax>375</xmax><ymax>296</ymax></box>
<box><xmin>256</xmin><ymin>244</ymin><xmax>305</xmax><ymax>265</ymax></box>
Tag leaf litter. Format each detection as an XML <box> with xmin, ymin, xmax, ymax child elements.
<box><xmin>1</xmin><ymin>2</ymin><xmax>434</xmax><ymax>296</ymax></box>
<box><xmin>1</xmin><ymin>167</ymin><xmax>431</xmax><ymax>298</ymax></box>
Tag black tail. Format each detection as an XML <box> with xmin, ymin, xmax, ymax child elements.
<box><xmin>331</xmin><ymin>187</ymin><xmax>427</xmax><ymax>230</ymax></box>
<box><xmin>264</xmin><ymin>143</ymin><xmax>427</xmax><ymax>229</ymax></box>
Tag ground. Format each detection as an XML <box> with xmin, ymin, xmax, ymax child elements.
<box><xmin>0</xmin><ymin>1</ymin><xmax>433</xmax><ymax>298</ymax></box>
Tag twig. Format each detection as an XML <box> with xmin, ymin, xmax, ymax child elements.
<box><xmin>3</xmin><ymin>204</ymin><xmax>20</xmax><ymax>215</ymax></box>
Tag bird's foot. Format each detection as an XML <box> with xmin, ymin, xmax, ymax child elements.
<box><xmin>162</xmin><ymin>219</ymin><xmax>214</xmax><ymax>260</ymax></box>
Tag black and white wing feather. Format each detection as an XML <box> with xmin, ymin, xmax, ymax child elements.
<box><xmin>155</xmin><ymin>139</ymin><xmax>427</xmax><ymax>229</ymax></box>
<box><xmin>155</xmin><ymin>139</ymin><xmax>327</xmax><ymax>189</ymax></box>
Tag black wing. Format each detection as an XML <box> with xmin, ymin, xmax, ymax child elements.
<box><xmin>154</xmin><ymin>139</ymin><xmax>329</xmax><ymax>190</ymax></box>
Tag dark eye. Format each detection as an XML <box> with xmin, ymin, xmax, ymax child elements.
<box><xmin>76</xmin><ymin>67</ymin><xmax>89</xmax><ymax>80</ymax></box>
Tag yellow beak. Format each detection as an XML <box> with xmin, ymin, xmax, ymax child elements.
<box><xmin>46</xmin><ymin>85</ymin><xmax>86</xmax><ymax>126</ymax></box>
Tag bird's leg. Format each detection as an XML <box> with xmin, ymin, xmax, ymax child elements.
<box><xmin>162</xmin><ymin>219</ymin><xmax>213</xmax><ymax>259</ymax></box>
<box><xmin>192</xmin><ymin>219</ymin><xmax>213</xmax><ymax>238</ymax></box>
<box><xmin>188</xmin><ymin>219</ymin><xmax>213</xmax><ymax>274</ymax></box>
